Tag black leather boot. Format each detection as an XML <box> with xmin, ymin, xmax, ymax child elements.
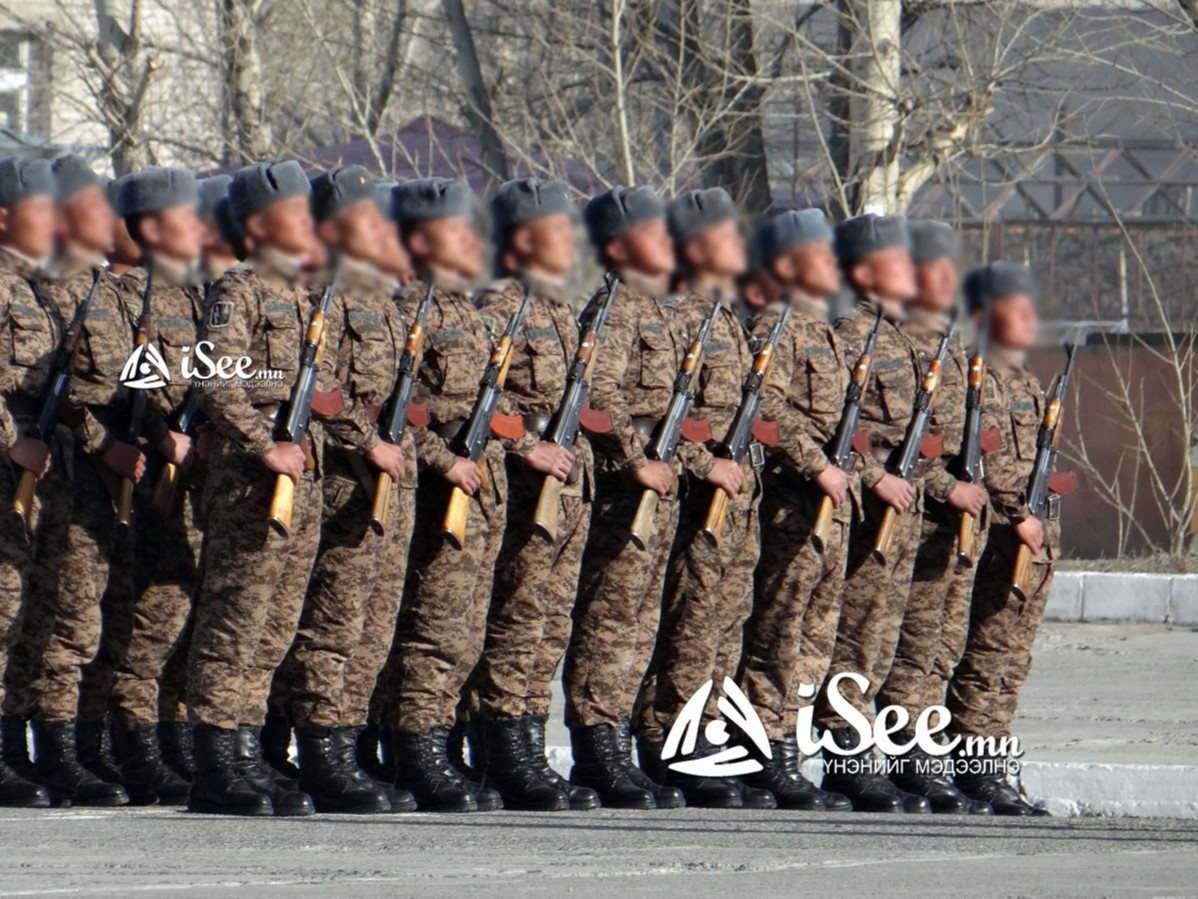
<box><xmin>1</xmin><ymin>716</ymin><xmax>37</xmax><ymax>780</ymax></box>
<box><xmin>954</xmin><ymin>751</ymin><xmax>1046</xmax><ymax>817</ymax></box>
<box><xmin>32</xmin><ymin>720</ymin><xmax>128</xmax><ymax>807</ymax></box>
<box><xmin>615</xmin><ymin>720</ymin><xmax>684</xmax><ymax>809</ymax></box>
<box><xmin>158</xmin><ymin>721</ymin><xmax>194</xmax><ymax>781</ymax></box>
<box><xmin>392</xmin><ymin>726</ymin><xmax>479</xmax><ymax>812</ymax></box>
<box><xmin>260</xmin><ymin>713</ymin><xmax>301</xmax><ymax>780</ymax></box>
<box><xmin>376</xmin><ymin>726</ymin><xmax>398</xmax><ymax>783</ymax></box>
<box><xmin>821</xmin><ymin>726</ymin><xmax>928</xmax><ymax>813</ymax></box>
<box><xmin>740</xmin><ymin>735</ymin><xmax>851</xmax><ymax>811</ymax></box>
<box><xmin>76</xmin><ymin>718</ymin><xmax>137</xmax><ymax>800</ymax></box>
<box><xmin>481</xmin><ymin>718</ymin><xmax>569</xmax><ymax>811</ymax></box>
<box><xmin>0</xmin><ymin>722</ymin><xmax>50</xmax><ymax>808</ymax></box>
<box><xmin>889</xmin><ymin>738</ymin><xmax>986</xmax><ymax>814</ymax></box>
<box><xmin>638</xmin><ymin>734</ymin><xmax>743</xmax><ymax>809</ymax></box>
<box><xmin>114</xmin><ymin>724</ymin><xmax>192</xmax><ymax>805</ymax></box>
<box><xmin>447</xmin><ymin>720</ymin><xmax>483</xmax><ymax>783</ymax></box>
<box><xmin>295</xmin><ymin>726</ymin><xmax>390</xmax><ymax>814</ymax></box>
<box><xmin>233</xmin><ymin>725</ymin><xmax>314</xmax><ymax>817</ymax></box>
<box><xmin>188</xmin><ymin>725</ymin><xmax>273</xmax><ymax>816</ymax></box>
<box><xmin>336</xmin><ymin>727</ymin><xmax>415</xmax><ymax>812</ymax></box>
<box><xmin>569</xmin><ymin>724</ymin><xmax>655</xmax><ymax>810</ymax></box>
<box><xmin>355</xmin><ymin>723</ymin><xmax>386</xmax><ymax>782</ymax></box>
<box><xmin>522</xmin><ymin>715</ymin><xmax>599</xmax><ymax>810</ymax></box>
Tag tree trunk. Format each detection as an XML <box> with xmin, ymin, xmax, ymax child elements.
<box><xmin>441</xmin><ymin>0</ymin><xmax>509</xmax><ymax>189</ymax></box>
<box><xmin>93</xmin><ymin>0</ymin><xmax>153</xmax><ymax>174</ymax></box>
<box><xmin>218</xmin><ymin>0</ymin><xmax>272</xmax><ymax>165</ymax></box>
<box><xmin>845</xmin><ymin>0</ymin><xmax>901</xmax><ymax>213</ymax></box>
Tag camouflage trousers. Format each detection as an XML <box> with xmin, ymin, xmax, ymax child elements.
<box><xmin>738</xmin><ymin>466</ymin><xmax>855</xmax><ymax>742</ymax></box>
<box><xmin>467</xmin><ymin>457</ymin><xmax>591</xmax><ymax>722</ymax></box>
<box><xmin>563</xmin><ymin>465</ymin><xmax>680</xmax><ymax>730</ymax></box>
<box><xmin>634</xmin><ymin>467</ymin><xmax>762</xmax><ymax>744</ymax></box>
<box><xmin>946</xmin><ymin>527</ymin><xmax>1055</xmax><ymax>739</ymax></box>
<box><xmin>0</xmin><ymin>458</ymin><xmax>43</xmax><ymax>714</ymax></box>
<box><xmin>876</xmin><ymin>499</ymin><xmax>989</xmax><ymax>719</ymax></box>
<box><xmin>815</xmin><ymin>481</ymin><xmax>924</xmax><ymax>730</ymax></box>
<box><xmin>388</xmin><ymin>440</ymin><xmax>506</xmax><ymax>734</ymax></box>
<box><xmin>187</xmin><ymin>436</ymin><xmax>322</xmax><ymax>731</ymax></box>
<box><xmin>274</xmin><ymin>441</ymin><xmax>416</xmax><ymax>729</ymax></box>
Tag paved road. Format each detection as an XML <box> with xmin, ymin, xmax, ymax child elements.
<box><xmin>0</xmin><ymin>806</ymin><xmax>1194</xmax><ymax>896</ymax></box>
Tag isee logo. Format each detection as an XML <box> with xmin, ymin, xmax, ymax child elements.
<box><xmin>118</xmin><ymin>340</ymin><xmax>284</xmax><ymax>389</ymax></box>
<box><xmin>661</xmin><ymin>677</ymin><xmax>771</xmax><ymax>777</ymax></box>
<box><xmin>119</xmin><ymin>344</ymin><xmax>171</xmax><ymax>390</ymax></box>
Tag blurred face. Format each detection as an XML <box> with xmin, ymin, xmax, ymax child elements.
<box><xmin>138</xmin><ymin>204</ymin><xmax>203</xmax><ymax>264</ymax></box>
<box><xmin>200</xmin><ymin>218</ymin><xmax>234</xmax><ymax>260</ymax></box>
<box><xmin>682</xmin><ymin>218</ymin><xmax>746</xmax><ymax>280</ymax></box>
<box><xmin>58</xmin><ymin>184</ymin><xmax>115</xmax><ymax>256</ymax></box>
<box><xmin>507</xmin><ymin>213</ymin><xmax>575</xmax><ymax>280</ymax></box>
<box><xmin>110</xmin><ymin>216</ymin><xmax>141</xmax><ymax>268</ymax></box>
<box><xmin>0</xmin><ymin>194</ymin><xmax>56</xmax><ymax>259</ymax></box>
<box><xmin>406</xmin><ymin>215</ymin><xmax>484</xmax><ymax>280</ymax></box>
<box><xmin>988</xmin><ymin>294</ymin><xmax>1038</xmax><ymax>350</ymax></box>
<box><xmin>914</xmin><ymin>257</ymin><xmax>959</xmax><ymax>314</ymax></box>
<box><xmin>773</xmin><ymin>240</ymin><xmax>839</xmax><ymax>297</ymax></box>
<box><xmin>848</xmin><ymin>246</ymin><xmax>916</xmax><ymax>303</ymax></box>
<box><xmin>244</xmin><ymin>194</ymin><xmax>314</xmax><ymax>258</ymax></box>
<box><xmin>605</xmin><ymin>217</ymin><xmax>674</xmax><ymax>278</ymax></box>
<box><xmin>317</xmin><ymin>199</ymin><xmax>387</xmax><ymax>264</ymax></box>
<box><xmin>739</xmin><ymin>271</ymin><xmax>781</xmax><ymax>312</ymax></box>
<box><xmin>376</xmin><ymin>224</ymin><xmax>413</xmax><ymax>282</ymax></box>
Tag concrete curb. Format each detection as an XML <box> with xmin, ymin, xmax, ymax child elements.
<box><xmin>1045</xmin><ymin>572</ymin><xmax>1198</xmax><ymax>624</ymax></box>
<box><xmin>544</xmin><ymin>746</ymin><xmax>1198</xmax><ymax>819</ymax></box>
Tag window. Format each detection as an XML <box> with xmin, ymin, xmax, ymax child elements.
<box><xmin>0</xmin><ymin>31</ymin><xmax>30</xmax><ymax>131</ymax></box>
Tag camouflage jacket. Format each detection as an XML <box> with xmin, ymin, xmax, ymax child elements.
<box><xmin>586</xmin><ymin>270</ymin><xmax>687</xmax><ymax>471</ymax></box>
<box><xmin>901</xmin><ymin>308</ymin><xmax>966</xmax><ymax>503</ymax></box>
<box><xmin>33</xmin><ymin>250</ymin><xmax>134</xmax><ymax>456</ymax></box>
<box><xmin>753</xmin><ymin>295</ymin><xmax>848</xmax><ymax>479</ymax></box>
<box><xmin>0</xmin><ymin>247</ymin><xmax>60</xmax><ymax>454</ymax></box>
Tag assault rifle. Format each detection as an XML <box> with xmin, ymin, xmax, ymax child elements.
<box><xmin>116</xmin><ymin>260</ymin><xmax>156</xmax><ymax>527</ymax></box>
<box><xmin>149</xmin><ymin>391</ymin><xmax>201</xmax><ymax>516</ymax></box>
<box><xmin>11</xmin><ymin>267</ymin><xmax>102</xmax><ymax>526</ymax></box>
<box><xmin>953</xmin><ymin>310</ymin><xmax>991</xmax><ymax>565</ymax></box>
<box><xmin>531</xmin><ymin>272</ymin><xmax>620</xmax><ymax>543</ymax></box>
<box><xmin>442</xmin><ymin>283</ymin><xmax>534</xmax><ymax>549</ymax></box>
<box><xmin>628</xmin><ymin>298</ymin><xmax>721</xmax><ymax>551</ymax></box>
<box><xmin>369</xmin><ymin>280</ymin><xmax>435</xmax><ymax>535</ymax></box>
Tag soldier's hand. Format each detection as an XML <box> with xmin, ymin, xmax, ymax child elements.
<box><xmin>946</xmin><ymin>481</ymin><xmax>986</xmax><ymax>518</ymax></box>
<box><xmin>445</xmin><ymin>457</ymin><xmax>483</xmax><ymax>495</ymax></box>
<box><xmin>523</xmin><ymin>442</ymin><xmax>573</xmax><ymax>482</ymax></box>
<box><xmin>8</xmin><ymin>437</ymin><xmax>51</xmax><ymax>477</ymax></box>
<box><xmin>873</xmin><ymin>472</ymin><xmax>915</xmax><ymax>512</ymax></box>
<box><xmin>815</xmin><ymin>464</ymin><xmax>848</xmax><ymax>507</ymax></box>
<box><xmin>634</xmin><ymin>460</ymin><xmax>673</xmax><ymax>497</ymax></box>
<box><xmin>366</xmin><ymin>440</ymin><xmax>405</xmax><ymax>482</ymax></box>
<box><xmin>103</xmin><ymin>441</ymin><xmax>147</xmax><ymax>482</ymax></box>
<box><xmin>157</xmin><ymin>431</ymin><xmax>192</xmax><ymax>467</ymax></box>
<box><xmin>706</xmin><ymin>458</ymin><xmax>744</xmax><ymax>498</ymax></box>
<box><xmin>1014</xmin><ymin>515</ymin><xmax>1044</xmax><ymax>553</ymax></box>
<box><xmin>263</xmin><ymin>442</ymin><xmax>306</xmax><ymax>485</ymax></box>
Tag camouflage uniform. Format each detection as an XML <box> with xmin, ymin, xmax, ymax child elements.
<box><xmin>563</xmin><ymin>273</ymin><xmax>687</xmax><ymax>730</ymax></box>
<box><xmin>468</xmin><ymin>275</ymin><xmax>593</xmax><ymax>721</ymax></box>
<box><xmin>387</xmin><ymin>274</ymin><xmax>508</xmax><ymax>734</ymax></box>
<box><xmin>633</xmin><ymin>286</ymin><xmax>761</xmax><ymax>743</ymax></box>
<box><xmin>737</xmin><ymin>296</ymin><xmax>857</xmax><ymax>741</ymax></box>
<box><xmin>815</xmin><ymin>298</ymin><xmax>958</xmax><ymax>730</ymax></box>
<box><xmin>0</xmin><ymin>248</ymin><xmax>62</xmax><ymax>718</ymax></box>
<box><xmin>876</xmin><ymin>309</ymin><xmax>981</xmax><ymax>717</ymax></box>
<box><xmin>275</xmin><ymin>262</ymin><xmax>418</xmax><ymax>729</ymax></box>
<box><xmin>186</xmin><ymin>250</ymin><xmax>327</xmax><ymax>731</ymax></box>
<box><xmin>947</xmin><ymin>350</ymin><xmax>1059</xmax><ymax>738</ymax></box>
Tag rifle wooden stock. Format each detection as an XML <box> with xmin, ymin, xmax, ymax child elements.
<box><xmin>12</xmin><ymin>468</ymin><xmax>38</xmax><ymax>526</ymax></box>
<box><xmin>957</xmin><ymin>512</ymin><xmax>977</xmax><ymax>566</ymax></box>
<box><xmin>700</xmin><ymin>487</ymin><xmax>730</xmax><ymax>547</ymax></box>
<box><xmin>268</xmin><ymin>473</ymin><xmax>296</xmax><ymax>536</ymax></box>
<box><xmin>811</xmin><ymin>495</ymin><xmax>835</xmax><ymax>553</ymax></box>
<box><xmin>533</xmin><ymin>475</ymin><xmax>563</xmax><ymax>542</ymax></box>
<box><xmin>443</xmin><ymin>485</ymin><xmax>471</xmax><ymax>549</ymax></box>
<box><xmin>116</xmin><ymin>477</ymin><xmax>135</xmax><ymax>527</ymax></box>
<box><xmin>1011</xmin><ymin>542</ymin><xmax>1034</xmax><ymax>601</ymax></box>
<box><xmin>872</xmin><ymin>506</ymin><xmax>898</xmax><ymax>563</ymax></box>
<box><xmin>370</xmin><ymin>472</ymin><xmax>394</xmax><ymax>535</ymax></box>
<box><xmin>151</xmin><ymin>462</ymin><xmax>181</xmax><ymax>517</ymax></box>
<box><xmin>629</xmin><ymin>489</ymin><xmax>659</xmax><ymax>551</ymax></box>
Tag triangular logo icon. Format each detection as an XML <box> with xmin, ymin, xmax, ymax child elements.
<box><xmin>119</xmin><ymin>343</ymin><xmax>172</xmax><ymax>390</ymax></box>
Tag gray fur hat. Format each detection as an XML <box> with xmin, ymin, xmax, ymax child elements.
<box><xmin>0</xmin><ymin>156</ymin><xmax>55</xmax><ymax>207</ymax></box>
<box><xmin>229</xmin><ymin>160</ymin><xmax>310</xmax><ymax>221</ymax></box>
<box><xmin>833</xmin><ymin>213</ymin><xmax>910</xmax><ymax>266</ymax></box>
<box><xmin>666</xmin><ymin>187</ymin><xmax>739</xmax><ymax>244</ymax></box>
<box><xmin>118</xmin><ymin>167</ymin><xmax>198</xmax><ymax>218</ymax></box>
<box><xmin>584</xmin><ymin>185</ymin><xmax>663</xmax><ymax>246</ymax></box>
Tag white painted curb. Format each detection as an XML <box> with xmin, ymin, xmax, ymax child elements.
<box><xmin>545</xmin><ymin>746</ymin><xmax>1198</xmax><ymax>819</ymax></box>
<box><xmin>1046</xmin><ymin>572</ymin><xmax>1198</xmax><ymax>624</ymax></box>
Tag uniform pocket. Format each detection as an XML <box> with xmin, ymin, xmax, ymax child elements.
<box><xmin>526</xmin><ymin>331</ymin><xmax>565</xmax><ymax>395</ymax></box>
<box><xmin>804</xmin><ymin>350</ymin><xmax>841</xmax><ymax>414</ymax></box>
<box><xmin>873</xmin><ymin>358</ymin><xmax>913</xmax><ymax>425</ymax></box>
<box><xmin>637</xmin><ymin>322</ymin><xmax>674</xmax><ymax>390</ymax></box>
<box><xmin>8</xmin><ymin>304</ymin><xmax>52</xmax><ymax>368</ymax></box>
<box><xmin>263</xmin><ymin>306</ymin><xmax>300</xmax><ymax>373</ymax></box>
<box><xmin>346</xmin><ymin>314</ymin><xmax>390</xmax><ymax>375</ymax></box>
<box><xmin>697</xmin><ymin>358</ymin><xmax>740</xmax><ymax>408</ymax></box>
<box><xmin>1010</xmin><ymin>407</ymin><xmax>1041</xmax><ymax>460</ymax></box>
<box><xmin>425</xmin><ymin>340</ymin><xmax>478</xmax><ymax>396</ymax></box>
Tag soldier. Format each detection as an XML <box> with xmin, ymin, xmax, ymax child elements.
<box><xmin>18</xmin><ymin>154</ymin><xmax>143</xmax><ymax>807</ymax></box>
<box><xmin>0</xmin><ymin>156</ymin><xmax>57</xmax><ymax>808</ymax></box>
<box><xmin>385</xmin><ymin>177</ymin><xmax>506</xmax><ymax>813</ymax></box>
<box><xmin>185</xmin><ymin>160</ymin><xmax>325</xmax><ymax>817</ymax></box>
<box><xmin>562</xmin><ymin>185</ymin><xmax>686</xmax><ymax>810</ymax></box>
<box><xmin>371</xmin><ymin>179</ymin><xmax>415</xmax><ymax>286</ymax></box>
<box><xmin>468</xmin><ymin>178</ymin><xmax>596</xmax><ymax>812</ymax></box>
<box><xmin>813</xmin><ymin>213</ymin><xmax>963</xmax><ymax>813</ymax></box>
<box><xmin>197</xmin><ymin>175</ymin><xmax>238</xmax><ymax>283</ymax></box>
<box><xmin>734</xmin><ymin>209</ymin><xmax>855</xmax><ymax>811</ymax></box>
<box><xmin>107</xmin><ymin>175</ymin><xmax>141</xmax><ymax>278</ymax></box>
<box><xmin>88</xmin><ymin>167</ymin><xmax>205</xmax><ymax>806</ymax></box>
<box><xmin>875</xmin><ymin>220</ymin><xmax>990</xmax><ymax>813</ymax></box>
<box><xmin>271</xmin><ymin>164</ymin><xmax>414</xmax><ymax>814</ymax></box>
<box><xmin>946</xmin><ymin>262</ymin><xmax>1057</xmax><ymax>817</ymax></box>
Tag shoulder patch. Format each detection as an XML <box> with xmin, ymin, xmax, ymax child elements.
<box><xmin>208</xmin><ymin>300</ymin><xmax>234</xmax><ymax>329</ymax></box>
<box><xmin>983</xmin><ymin>374</ymin><xmax>999</xmax><ymax>402</ymax></box>
<box><xmin>479</xmin><ymin>315</ymin><xmax>499</xmax><ymax>339</ymax></box>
